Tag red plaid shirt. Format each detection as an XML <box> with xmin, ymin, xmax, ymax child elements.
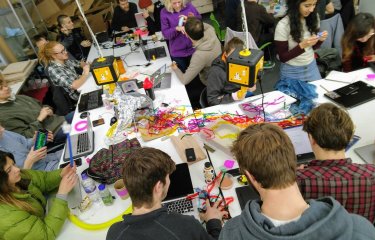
<box><xmin>297</xmin><ymin>158</ymin><xmax>375</xmax><ymax>223</ymax></box>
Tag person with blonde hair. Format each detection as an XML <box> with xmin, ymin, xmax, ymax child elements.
<box><xmin>39</xmin><ymin>41</ymin><xmax>90</xmax><ymax>102</ymax></box>
<box><xmin>160</xmin><ymin>0</ymin><xmax>201</xmax><ymax>72</ymax></box>
<box><xmin>0</xmin><ymin>150</ymin><xmax>77</xmax><ymax>240</ymax></box>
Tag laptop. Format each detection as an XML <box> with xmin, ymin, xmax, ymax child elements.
<box><xmin>324</xmin><ymin>81</ymin><xmax>375</xmax><ymax>109</ymax></box>
<box><xmin>355</xmin><ymin>144</ymin><xmax>375</xmax><ymax>164</ymax></box>
<box><xmin>161</xmin><ymin>163</ymin><xmax>197</xmax><ymax>216</ymax></box>
<box><xmin>140</xmin><ymin>41</ymin><xmax>167</xmax><ymax>61</ymax></box>
<box><xmin>78</xmin><ymin>89</ymin><xmax>104</xmax><ymax>113</ymax></box>
<box><xmin>135</xmin><ymin>13</ymin><xmax>147</xmax><ymax>28</ymax></box>
<box><xmin>284</xmin><ymin>125</ymin><xmax>315</xmax><ymax>164</ymax></box>
<box><xmin>150</xmin><ymin>64</ymin><xmax>172</xmax><ymax>90</ymax></box>
<box><xmin>235</xmin><ymin>185</ymin><xmax>260</xmax><ymax>210</ymax></box>
<box><xmin>63</xmin><ymin>114</ymin><xmax>95</xmax><ymax>161</ymax></box>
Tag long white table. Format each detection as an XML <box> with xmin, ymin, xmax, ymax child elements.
<box><xmin>57</xmin><ymin>42</ymin><xmax>375</xmax><ymax>239</ymax></box>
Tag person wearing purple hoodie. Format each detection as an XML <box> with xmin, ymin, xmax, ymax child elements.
<box><xmin>160</xmin><ymin>0</ymin><xmax>201</xmax><ymax>72</ymax></box>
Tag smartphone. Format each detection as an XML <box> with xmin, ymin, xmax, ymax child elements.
<box><xmin>92</xmin><ymin>118</ymin><xmax>105</xmax><ymax>127</ymax></box>
<box><xmin>317</xmin><ymin>32</ymin><xmax>324</xmax><ymax>37</ymax></box>
<box><xmin>34</xmin><ymin>129</ymin><xmax>48</xmax><ymax>150</ymax></box>
<box><xmin>59</xmin><ymin>158</ymin><xmax>82</xmax><ymax>168</ymax></box>
<box><xmin>346</xmin><ymin>135</ymin><xmax>361</xmax><ymax>151</ymax></box>
<box><xmin>226</xmin><ymin>168</ymin><xmax>241</xmax><ymax>177</ymax></box>
<box><xmin>185</xmin><ymin>148</ymin><xmax>196</xmax><ymax>162</ymax></box>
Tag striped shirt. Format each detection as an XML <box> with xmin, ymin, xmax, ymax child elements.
<box><xmin>297</xmin><ymin>158</ymin><xmax>375</xmax><ymax>223</ymax></box>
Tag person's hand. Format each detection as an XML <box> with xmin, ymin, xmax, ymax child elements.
<box><xmin>60</xmin><ymin>163</ymin><xmax>77</xmax><ymax>178</ymax></box>
<box><xmin>25</xmin><ymin>146</ymin><xmax>47</xmax><ymax>165</ymax></box>
<box><xmin>80</xmin><ymin>40</ymin><xmax>91</xmax><ymax>47</ymax></box>
<box><xmin>199</xmin><ymin>199</ymin><xmax>228</xmax><ymax>223</ymax></box>
<box><xmin>57</xmin><ymin>171</ymin><xmax>78</xmax><ymax>195</ymax></box>
<box><xmin>248</xmin><ymin>85</ymin><xmax>256</xmax><ymax>92</ymax></box>
<box><xmin>299</xmin><ymin>36</ymin><xmax>319</xmax><ymax>49</ymax></box>
<box><xmin>171</xmin><ymin>61</ymin><xmax>178</xmax><ymax>70</ymax></box>
<box><xmin>37</xmin><ymin>107</ymin><xmax>53</xmax><ymax>122</ymax></box>
<box><xmin>121</xmin><ymin>26</ymin><xmax>130</xmax><ymax>32</ymax></box>
<box><xmin>82</xmin><ymin>64</ymin><xmax>91</xmax><ymax>76</ymax></box>
<box><xmin>47</xmin><ymin>130</ymin><xmax>54</xmax><ymax>142</ymax></box>
<box><xmin>175</xmin><ymin>26</ymin><xmax>186</xmax><ymax>35</ymax></box>
<box><xmin>317</xmin><ymin>31</ymin><xmax>328</xmax><ymax>42</ymax></box>
<box><xmin>365</xmin><ymin>55</ymin><xmax>375</xmax><ymax>62</ymax></box>
<box><xmin>143</xmin><ymin>9</ymin><xmax>149</xmax><ymax>19</ymax></box>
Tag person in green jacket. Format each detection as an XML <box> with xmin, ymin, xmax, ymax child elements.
<box><xmin>0</xmin><ymin>150</ymin><xmax>77</xmax><ymax>240</ymax></box>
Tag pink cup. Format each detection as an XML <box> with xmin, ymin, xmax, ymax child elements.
<box><xmin>114</xmin><ymin>179</ymin><xmax>129</xmax><ymax>200</ymax></box>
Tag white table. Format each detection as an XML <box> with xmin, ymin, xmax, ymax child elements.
<box><xmin>58</xmin><ymin>44</ymin><xmax>375</xmax><ymax>239</ymax></box>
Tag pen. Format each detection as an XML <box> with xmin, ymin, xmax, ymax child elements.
<box><xmin>319</xmin><ymin>84</ymin><xmax>330</xmax><ymax>92</ymax></box>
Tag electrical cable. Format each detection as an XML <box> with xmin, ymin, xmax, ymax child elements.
<box><xmin>258</xmin><ymin>70</ymin><xmax>266</xmax><ymax>122</ymax></box>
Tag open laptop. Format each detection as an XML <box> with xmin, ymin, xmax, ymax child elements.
<box><xmin>161</xmin><ymin>163</ymin><xmax>197</xmax><ymax>216</ymax></box>
<box><xmin>150</xmin><ymin>64</ymin><xmax>172</xmax><ymax>90</ymax></box>
<box><xmin>355</xmin><ymin>144</ymin><xmax>375</xmax><ymax>164</ymax></box>
<box><xmin>140</xmin><ymin>40</ymin><xmax>167</xmax><ymax>61</ymax></box>
<box><xmin>284</xmin><ymin>125</ymin><xmax>315</xmax><ymax>164</ymax></box>
<box><xmin>63</xmin><ymin>115</ymin><xmax>95</xmax><ymax>161</ymax></box>
<box><xmin>78</xmin><ymin>89</ymin><xmax>104</xmax><ymax>113</ymax></box>
<box><xmin>324</xmin><ymin>81</ymin><xmax>375</xmax><ymax>109</ymax></box>
<box><xmin>135</xmin><ymin>13</ymin><xmax>147</xmax><ymax>28</ymax></box>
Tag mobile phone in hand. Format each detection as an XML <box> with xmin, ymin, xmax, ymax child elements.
<box><xmin>34</xmin><ymin>129</ymin><xmax>48</xmax><ymax>150</ymax></box>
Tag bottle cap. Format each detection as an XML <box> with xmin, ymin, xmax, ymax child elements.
<box><xmin>81</xmin><ymin>172</ymin><xmax>88</xmax><ymax>180</ymax></box>
<box><xmin>204</xmin><ymin>162</ymin><xmax>211</xmax><ymax>168</ymax></box>
<box><xmin>143</xmin><ymin>77</ymin><xmax>153</xmax><ymax>90</ymax></box>
<box><xmin>98</xmin><ymin>184</ymin><xmax>106</xmax><ymax>191</ymax></box>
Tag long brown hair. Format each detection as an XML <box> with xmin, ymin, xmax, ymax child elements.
<box><xmin>0</xmin><ymin>151</ymin><xmax>35</xmax><ymax>214</ymax></box>
<box><xmin>38</xmin><ymin>41</ymin><xmax>61</xmax><ymax>66</ymax></box>
<box><xmin>342</xmin><ymin>13</ymin><xmax>375</xmax><ymax>62</ymax></box>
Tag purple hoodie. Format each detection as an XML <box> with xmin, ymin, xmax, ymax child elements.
<box><xmin>160</xmin><ymin>3</ymin><xmax>201</xmax><ymax>57</ymax></box>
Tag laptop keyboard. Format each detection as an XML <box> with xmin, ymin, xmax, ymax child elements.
<box><xmin>78</xmin><ymin>89</ymin><xmax>103</xmax><ymax>112</ymax></box>
<box><xmin>77</xmin><ymin>132</ymin><xmax>90</xmax><ymax>153</ymax></box>
<box><xmin>162</xmin><ymin>198</ymin><xmax>194</xmax><ymax>214</ymax></box>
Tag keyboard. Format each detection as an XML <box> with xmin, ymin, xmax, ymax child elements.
<box><xmin>78</xmin><ymin>89</ymin><xmax>104</xmax><ymax>112</ymax></box>
<box><xmin>162</xmin><ymin>198</ymin><xmax>194</xmax><ymax>214</ymax></box>
<box><xmin>77</xmin><ymin>132</ymin><xmax>90</xmax><ymax>153</ymax></box>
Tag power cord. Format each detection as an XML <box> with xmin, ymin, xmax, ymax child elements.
<box><xmin>258</xmin><ymin>70</ymin><xmax>266</xmax><ymax>122</ymax></box>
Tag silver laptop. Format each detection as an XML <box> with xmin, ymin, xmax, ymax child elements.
<box><xmin>63</xmin><ymin>115</ymin><xmax>95</xmax><ymax>161</ymax></box>
<box><xmin>151</xmin><ymin>64</ymin><xmax>172</xmax><ymax>90</ymax></box>
<box><xmin>284</xmin><ymin>125</ymin><xmax>315</xmax><ymax>163</ymax></box>
<box><xmin>355</xmin><ymin>144</ymin><xmax>375</xmax><ymax>164</ymax></box>
<box><xmin>135</xmin><ymin>13</ymin><xmax>147</xmax><ymax>28</ymax></box>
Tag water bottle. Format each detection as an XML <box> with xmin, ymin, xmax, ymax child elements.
<box><xmin>81</xmin><ymin>173</ymin><xmax>102</xmax><ymax>206</ymax></box>
<box><xmin>98</xmin><ymin>184</ymin><xmax>114</xmax><ymax>206</ymax></box>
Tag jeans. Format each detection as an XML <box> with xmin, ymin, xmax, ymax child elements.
<box><xmin>280</xmin><ymin>59</ymin><xmax>321</xmax><ymax>82</ymax></box>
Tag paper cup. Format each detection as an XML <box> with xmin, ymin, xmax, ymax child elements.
<box><xmin>114</xmin><ymin>179</ymin><xmax>129</xmax><ymax>200</ymax></box>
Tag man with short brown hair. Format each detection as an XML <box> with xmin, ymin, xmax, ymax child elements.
<box><xmin>106</xmin><ymin>147</ymin><xmax>226</xmax><ymax>240</ymax></box>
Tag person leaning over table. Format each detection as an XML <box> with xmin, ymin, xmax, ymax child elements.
<box><xmin>111</xmin><ymin>0</ymin><xmax>138</xmax><ymax>32</ymax></box>
<box><xmin>161</xmin><ymin>0</ymin><xmax>201</xmax><ymax>72</ymax></box>
<box><xmin>0</xmin><ymin>124</ymin><xmax>62</xmax><ymax>171</ymax></box>
<box><xmin>0</xmin><ymin>79</ymin><xmax>73</xmax><ymax>144</ymax></box>
<box><xmin>0</xmin><ymin>150</ymin><xmax>77</xmax><ymax>240</ymax></box>
<box><xmin>219</xmin><ymin>123</ymin><xmax>375</xmax><ymax>240</ymax></box>
<box><xmin>298</xmin><ymin>103</ymin><xmax>375</xmax><ymax>224</ymax></box>
<box><xmin>106</xmin><ymin>147</ymin><xmax>226</xmax><ymax>240</ymax></box>
<box><xmin>274</xmin><ymin>0</ymin><xmax>328</xmax><ymax>82</ymax></box>
<box><xmin>206</xmin><ymin>37</ymin><xmax>256</xmax><ymax>106</ymax></box>
<box><xmin>39</xmin><ymin>41</ymin><xmax>90</xmax><ymax>103</ymax></box>
<box><xmin>138</xmin><ymin>0</ymin><xmax>164</xmax><ymax>35</ymax></box>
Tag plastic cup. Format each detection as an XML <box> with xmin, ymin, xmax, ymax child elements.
<box><xmin>114</xmin><ymin>179</ymin><xmax>129</xmax><ymax>200</ymax></box>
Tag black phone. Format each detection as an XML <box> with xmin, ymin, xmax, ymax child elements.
<box><xmin>59</xmin><ymin>158</ymin><xmax>82</xmax><ymax>168</ymax></box>
<box><xmin>226</xmin><ymin>168</ymin><xmax>241</xmax><ymax>177</ymax></box>
<box><xmin>185</xmin><ymin>148</ymin><xmax>196</xmax><ymax>162</ymax></box>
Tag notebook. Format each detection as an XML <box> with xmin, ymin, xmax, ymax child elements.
<box><xmin>135</xmin><ymin>13</ymin><xmax>147</xmax><ymax>28</ymax></box>
<box><xmin>150</xmin><ymin>64</ymin><xmax>172</xmax><ymax>90</ymax></box>
<box><xmin>78</xmin><ymin>89</ymin><xmax>104</xmax><ymax>113</ymax></box>
<box><xmin>162</xmin><ymin>163</ymin><xmax>197</xmax><ymax>216</ymax></box>
<box><xmin>284</xmin><ymin>125</ymin><xmax>315</xmax><ymax>163</ymax></box>
<box><xmin>325</xmin><ymin>70</ymin><xmax>358</xmax><ymax>84</ymax></box>
<box><xmin>354</xmin><ymin>144</ymin><xmax>375</xmax><ymax>164</ymax></box>
<box><xmin>324</xmin><ymin>81</ymin><xmax>375</xmax><ymax>109</ymax></box>
<box><xmin>63</xmin><ymin>115</ymin><xmax>95</xmax><ymax>161</ymax></box>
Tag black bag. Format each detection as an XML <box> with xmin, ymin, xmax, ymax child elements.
<box><xmin>315</xmin><ymin>48</ymin><xmax>342</xmax><ymax>78</ymax></box>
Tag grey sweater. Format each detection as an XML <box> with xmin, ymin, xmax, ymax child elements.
<box><xmin>219</xmin><ymin>197</ymin><xmax>375</xmax><ymax>240</ymax></box>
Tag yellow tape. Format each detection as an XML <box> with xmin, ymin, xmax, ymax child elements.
<box><xmin>68</xmin><ymin>205</ymin><xmax>132</xmax><ymax>230</ymax></box>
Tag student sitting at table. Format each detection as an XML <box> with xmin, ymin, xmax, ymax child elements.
<box><xmin>274</xmin><ymin>0</ymin><xmax>328</xmax><ymax>81</ymax></box>
<box><xmin>106</xmin><ymin>147</ymin><xmax>226</xmax><ymax>240</ymax></box>
<box><xmin>57</xmin><ymin>15</ymin><xmax>91</xmax><ymax>61</ymax></box>
<box><xmin>171</xmin><ymin>17</ymin><xmax>221</xmax><ymax>108</ymax></box>
<box><xmin>221</xmin><ymin>123</ymin><xmax>375</xmax><ymax>240</ymax></box>
<box><xmin>39</xmin><ymin>41</ymin><xmax>90</xmax><ymax>103</ymax></box>
<box><xmin>206</xmin><ymin>37</ymin><xmax>256</xmax><ymax>106</ymax></box>
<box><xmin>341</xmin><ymin>13</ymin><xmax>375</xmax><ymax>72</ymax></box>
<box><xmin>138</xmin><ymin>0</ymin><xmax>164</xmax><ymax>35</ymax></box>
<box><xmin>111</xmin><ymin>0</ymin><xmax>138</xmax><ymax>32</ymax></box>
<box><xmin>0</xmin><ymin>150</ymin><xmax>77</xmax><ymax>240</ymax></box>
<box><xmin>298</xmin><ymin>103</ymin><xmax>375</xmax><ymax>224</ymax></box>
<box><xmin>0</xmin><ymin>124</ymin><xmax>61</xmax><ymax>171</ymax></box>
<box><xmin>0</xmin><ymin>79</ymin><xmax>72</xmax><ymax>144</ymax></box>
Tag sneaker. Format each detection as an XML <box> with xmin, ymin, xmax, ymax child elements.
<box><xmin>263</xmin><ymin>61</ymin><xmax>275</xmax><ymax>69</ymax></box>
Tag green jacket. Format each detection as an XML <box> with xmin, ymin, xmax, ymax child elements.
<box><xmin>0</xmin><ymin>95</ymin><xmax>65</xmax><ymax>138</ymax></box>
<box><xmin>0</xmin><ymin>169</ymin><xmax>69</xmax><ymax>240</ymax></box>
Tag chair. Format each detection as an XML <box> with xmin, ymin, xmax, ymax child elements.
<box><xmin>45</xmin><ymin>76</ymin><xmax>76</xmax><ymax>116</ymax></box>
<box><xmin>199</xmin><ymin>87</ymin><xmax>209</xmax><ymax>109</ymax></box>
<box><xmin>210</xmin><ymin>13</ymin><xmax>226</xmax><ymax>42</ymax></box>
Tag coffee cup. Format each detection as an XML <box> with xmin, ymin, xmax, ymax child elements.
<box><xmin>114</xmin><ymin>179</ymin><xmax>129</xmax><ymax>200</ymax></box>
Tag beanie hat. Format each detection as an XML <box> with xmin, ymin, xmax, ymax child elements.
<box><xmin>138</xmin><ymin>0</ymin><xmax>152</xmax><ymax>9</ymax></box>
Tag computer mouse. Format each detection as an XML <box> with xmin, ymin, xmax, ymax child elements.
<box><xmin>110</xmin><ymin>117</ymin><xmax>117</xmax><ymax>126</ymax></box>
<box><xmin>80</xmin><ymin>112</ymin><xmax>89</xmax><ymax>119</ymax></box>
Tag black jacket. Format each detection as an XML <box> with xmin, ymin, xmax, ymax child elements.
<box><xmin>145</xmin><ymin>1</ymin><xmax>164</xmax><ymax>35</ymax></box>
<box><xmin>59</xmin><ymin>28</ymin><xmax>89</xmax><ymax>60</ymax></box>
<box><xmin>111</xmin><ymin>3</ymin><xmax>138</xmax><ymax>31</ymax></box>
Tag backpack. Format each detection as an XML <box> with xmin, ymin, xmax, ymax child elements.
<box><xmin>87</xmin><ymin>138</ymin><xmax>141</xmax><ymax>184</ymax></box>
<box><xmin>315</xmin><ymin>48</ymin><xmax>342</xmax><ymax>78</ymax></box>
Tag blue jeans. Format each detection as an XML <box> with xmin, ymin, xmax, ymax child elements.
<box><xmin>280</xmin><ymin>59</ymin><xmax>321</xmax><ymax>82</ymax></box>
<box><xmin>171</xmin><ymin>55</ymin><xmax>192</xmax><ymax>73</ymax></box>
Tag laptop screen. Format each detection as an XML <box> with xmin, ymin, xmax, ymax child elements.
<box><xmin>164</xmin><ymin>163</ymin><xmax>194</xmax><ymax>201</ymax></box>
<box><xmin>284</xmin><ymin>125</ymin><xmax>315</xmax><ymax>162</ymax></box>
<box><xmin>151</xmin><ymin>64</ymin><xmax>166</xmax><ymax>86</ymax></box>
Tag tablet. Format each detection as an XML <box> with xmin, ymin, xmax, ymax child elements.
<box><xmin>284</xmin><ymin>125</ymin><xmax>315</xmax><ymax>163</ymax></box>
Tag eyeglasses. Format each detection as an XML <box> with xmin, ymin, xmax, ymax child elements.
<box><xmin>54</xmin><ymin>48</ymin><xmax>67</xmax><ymax>55</ymax></box>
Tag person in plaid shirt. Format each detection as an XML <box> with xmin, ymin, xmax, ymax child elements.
<box><xmin>39</xmin><ymin>41</ymin><xmax>90</xmax><ymax>102</ymax></box>
<box><xmin>298</xmin><ymin>103</ymin><xmax>375</xmax><ymax>224</ymax></box>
